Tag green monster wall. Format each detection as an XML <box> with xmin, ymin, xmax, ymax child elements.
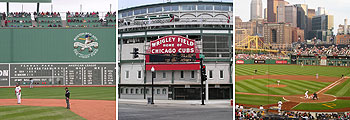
<box><xmin>0</xmin><ymin>28</ymin><xmax>116</xmax><ymax>63</ymax></box>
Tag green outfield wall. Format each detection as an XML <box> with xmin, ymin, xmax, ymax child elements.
<box><xmin>0</xmin><ymin>28</ymin><xmax>116</xmax><ymax>63</ymax></box>
<box><xmin>235</xmin><ymin>59</ymin><xmax>291</xmax><ymax>64</ymax></box>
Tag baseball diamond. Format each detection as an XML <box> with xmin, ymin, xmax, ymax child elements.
<box><xmin>235</xmin><ymin>64</ymin><xmax>350</xmax><ymax>112</ymax></box>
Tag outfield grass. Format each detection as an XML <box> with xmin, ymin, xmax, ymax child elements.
<box><xmin>236</xmin><ymin>79</ymin><xmax>330</xmax><ymax>95</ymax></box>
<box><xmin>325</xmin><ymin>79</ymin><xmax>350</xmax><ymax>97</ymax></box>
<box><xmin>0</xmin><ymin>87</ymin><xmax>115</xmax><ymax>100</ymax></box>
<box><xmin>293</xmin><ymin>100</ymin><xmax>350</xmax><ymax>110</ymax></box>
<box><xmin>235</xmin><ymin>94</ymin><xmax>285</xmax><ymax>106</ymax></box>
<box><xmin>236</xmin><ymin>64</ymin><xmax>350</xmax><ymax>77</ymax></box>
<box><xmin>0</xmin><ymin>106</ymin><xmax>85</xmax><ymax>120</ymax></box>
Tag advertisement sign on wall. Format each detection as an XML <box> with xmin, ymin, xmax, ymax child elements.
<box><xmin>275</xmin><ymin>60</ymin><xmax>288</xmax><ymax>64</ymax></box>
<box><xmin>236</xmin><ymin>60</ymin><xmax>244</xmax><ymax>64</ymax></box>
<box><xmin>146</xmin><ymin>35</ymin><xmax>200</xmax><ymax>71</ymax></box>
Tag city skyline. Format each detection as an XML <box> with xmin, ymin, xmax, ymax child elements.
<box><xmin>236</xmin><ymin>0</ymin><xmax>350</xmax><ymax>34</ymax></box>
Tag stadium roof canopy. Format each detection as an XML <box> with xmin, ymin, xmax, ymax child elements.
<box><xmin>0</xmin><ymin>0</ymin><xmax>51</xmax><ymax>3</ymax></box>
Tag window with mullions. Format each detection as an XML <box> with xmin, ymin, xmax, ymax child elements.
<box><xmin>222</xmin><ymin>6</ymin><xmax>230</xmax><ymax>11</ymax></box>
<box><xmin>162</xmin><ymin>88</ymin><xmax>167</xmax><ymax>94</ymax></box>
<box><xmin>138</xmin><ymin>71</ymin><xmax>142</xmax><ymax>79</ymax></box>
<box><xmin>164</xmin><ymin>5</ymin><xmax>179</xmax><ymax>11</ymax></box>
<box><xmin>191</xmin><ymin>71</ymin><xmax>195</xmax><ymax>79</ymax></box>
<box><xmin>209</xmin><ymin>70</ymin><xmax>213</xmax><ymax>79</ymax></box>
<box><xmin>157</xmin><ymin>89</ymin><xmax>160</xmax><ymax>94</ymax></box>
<box><xmin>125</xmin><ymin>71</ymin><xmax>129</xmax><ymax>79</ymax></box>
<box><xmin>148</xmin><ymin>7</ymin><xmax>162</xmax><ymax>13</ymax></box>
<box><xmin>180</xmin><ymin>71</ymin><xmax>184</xmax><ymax>79</ymax></box>
<box><xmin>202</xmin><ymin>35</ymin><xmax>231</xmax><ymax>57</ymax></box>
<box><xmin>181</xmin><ymin>5</ymin><xmax>196</xmax><ymax>11</ymax></box>
<box><xmin>163</xmin><ymin>72</ymin><xmax>166</xmax><ymax>78</ymax></box>
<box><xmin>136</xmin><ymin>89</ymin><xmax>139</xmax><ymax>94</ymax></box>
<box><xmin>120</xmin><ymin>88</ymin><xmax>124</xmax><ymax>94</ymax></box>
<box><xmin>127</xmin><ymin>11</ymin><xmax>133</xmax><ymax>16</ymax></box>
<box><xmin>134</xmin><ymin>8</ymin><xmax>147</xmax><ymax>15</ymax></box>
<box><xmin>220</xmin><ymin>70</ymin><xmax>224</xmax><ymax>79</ymax></box>
<box><xmin>198</xmin><ymin>5</ymin><xmax>213</xmax><ymax>10</ymax></box>
<box><xmin>121</xmin><ymin>12</ymin><xmax>127</xmax><ymax>17</ymax></box>
<box><xmin>214</xmin><ymin>5</ymin><xmax>221</xmax><ymax>11</ymax></box>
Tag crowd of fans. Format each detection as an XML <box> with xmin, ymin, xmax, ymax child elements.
<box><xmin>235</xmin><ymin>104</ymin><xmax>350</xmax><ymax>120</ymax></box>
<box><xmin>105</xmin><ymin>11</ymin><xmax>116</xmax><ymax>17</ymax></box>
<box><xmin>8</xmin><ymin>12</ymin><xmax>31</xmax><ymax>17</ymax></box>
<box><xmin>34</xmin><ymin>12</ymin><xmax>61</xmax><ymax>17</ymax></box>
<box><xmin>235</xmin><ymin>54</ymin><xmax>289</xmax><ymax>60</ymax></box>
<box><xmin>66</xmin><ymin>11</ymin><xmax>99</xmax><ymax>18</ymax></box>
<box><xmin>0</xmin><ymin>11</ymin><xmax>115</xmax><ymax>27</ymax></box>
<box><xmin>293</xmin><ymin>44</ymin><xmax>350</xmax><ymax>56</ymax></box>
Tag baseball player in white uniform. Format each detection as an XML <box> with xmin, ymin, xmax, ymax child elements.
<box><xmin>278</xmin><ymin>100</ymin><xmax>282</xmax><ymax>112</ymax></box>
<box><xmin>15</xmin><ymin>84</ymin><xmax>22</xmax><ymax>104</ymax></box>
<box><xmin>30</xmin><ymin>78</ymin><xmax>33</xmax><ymax>88</ymax></box>
<box><xmin>305</xmin><ymin>90</ymin><xmax>309</xmax><ymax>99</ymax></box>
<box><xmin>316</xmin><ymin>73</ymin><xmax>319</xmax><ymax>79</ymax></box>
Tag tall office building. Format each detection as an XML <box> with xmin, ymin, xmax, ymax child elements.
<box><xmin>307</xmin><ymin>9</ymin><xmax>315</xmax><ymax>39</ymax></box>
<box><xmin>250</xmin><ymin>0</ymin><xmax>263</xmax><ymax>20</ymax></box>
<box><xmin>296</xmin><ymin>4</ymin><xmax>308</xmax><ymax>30</ymax></box>
<box><xmin>311</xmin><ymin>14</ymin><xmax>334</xmax><ymax>43</ymax></box>
<box><xmin>285</xmin><ymin>5</ymin><xmax>297</xmax><ymax>27</ymax></box>
<box><xmin>317</xmin><ymin>7</ymin><xmax>326</xmax><ymax>16</ymax></box>
<box><xmin>267</xmin><ymin>0</ymin><xmax>288</xmax><ymax>22</ymax></box>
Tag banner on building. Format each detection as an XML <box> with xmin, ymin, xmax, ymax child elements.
<box><xmin>145</xmin><ymin>35</ymin><xmax>200</xmax><ymax>71</ymax></box>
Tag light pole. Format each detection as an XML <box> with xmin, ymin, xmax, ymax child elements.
<box><xmin>151</xmin><ymin>67</ymin><xmax>155</xmax><ymax>104</ymax></box>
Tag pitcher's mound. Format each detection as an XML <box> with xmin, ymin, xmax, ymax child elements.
<box><xmin>266</xmin><ymin>84</ymin><xmax>287</xmax><ymax>88</ymax></box>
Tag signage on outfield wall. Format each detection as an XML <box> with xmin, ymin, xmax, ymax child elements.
<box><xmin>254</xmin><ymin>60</ymin><xmax>265</xmax><ymax>64</ymax></box>
<box><xmin>0</xmin><ymin>64</ymin><xmax>9</xmax><ymax>86</ymax></box>
<box><xmin>236</xmin><ymin>60</ymin><xmax>244</xmax><ymax>64</ymax></box>
<box><xmin>145</xmin><ymin>35</ymin><xmax>200</xmax><ymax>71</ymax></box>
<box><xmin>275</xmin><ymin>60</ymin><xmax>288</xmax><ymax>64</ymax></box>
<box><xmin>73</xmin><ymin>33</ymin><xmax>99</xmax><ymax>59</ymax></box>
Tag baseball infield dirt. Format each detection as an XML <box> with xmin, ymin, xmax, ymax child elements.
<box><xmin>0</xmin><ymin>99</ymin><xmax>116</xmax><ymax>120</ymax></box>
<box><xmin>236</xmin><ymin>75</ymin><xmax>350</xmax><ymax>112</ymax></box>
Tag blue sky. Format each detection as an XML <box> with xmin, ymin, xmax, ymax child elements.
<box><xmin>236</xmin><ymin>0</ymin><xmax>350</xmax><ymax>34</ymax></box>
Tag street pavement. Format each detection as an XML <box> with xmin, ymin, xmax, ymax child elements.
<box><xmin>118</xmin><ymin>99</ymin><xmax>233</xmax><ymax>120</ymax></box>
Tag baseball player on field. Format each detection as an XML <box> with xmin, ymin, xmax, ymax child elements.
<box><xmin>278</xmin><ymin>100</ymin><xmax>282</xmax><ymax>113</ymax></box>
<box><xmin>65</xmin><ymin>87</ymin><xmax>70</xmax><ymax>109</ymax></box>
<box><xmin>305</xmin><ymin>90</ymin><xmax>309</xmax><ymax>99</ymax></box>
<box><xmin>30</xmin><ymin>78</ymin><xmax>33</xmax><ymax>88</ymax></box>
<box><xmin>15</xmin><ymin>83</ymin><xmax>21</xmax><ymax>104</ymax></box>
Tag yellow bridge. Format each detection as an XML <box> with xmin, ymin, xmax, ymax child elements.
<box><xmin>235</xmin><ymin>36</ymin><xmax>288</xmax><ymax>55</ymax></box>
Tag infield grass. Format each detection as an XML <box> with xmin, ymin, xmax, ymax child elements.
<box><xmin>293</xmin><ymin>100</ymin><xmax>350</xmax><ymax>110</ymax></box>
<box><xmin>236</xmin><ymin>79</ymin><xmax>330</xmax><ymax>95</ymax></box>
<box><xmin>0</xmin><ymin>87</ymin><xmax>115</xmax><ymax>100</ymax></box>
<box><xmin>325</xmin><ymin>79</ymin><xmax>350</xmax><ymax>97</ymax></box>
<box><xmin>235</xmin><ymin>94</ymin><xmax>285</xmax><ymax>106</ymax></box>
<box><xmin>0</xmin><ymin>106</ymin><xmax>85</xmax><ymax>120</ymax></box>
<box><xmin>236</xmin><ymin>64</ymin><xmax>350</xmax><ymax>77</ymax></box>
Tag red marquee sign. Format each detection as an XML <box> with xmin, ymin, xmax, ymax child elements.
<box><xmin>145</xmin><ymin>35</ymin><xmax>200</xmax><ymax>71</ymax></box>
<box><xmin>275</xmin><ymin>60</ymin><xmax>288</xmax><ymax>64</ymax></box>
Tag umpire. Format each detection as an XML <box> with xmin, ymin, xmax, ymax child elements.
<box><xmin>65</xmin><ymin>87</ymin><xmax>70</xmax><ymax>109</ymax></box>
